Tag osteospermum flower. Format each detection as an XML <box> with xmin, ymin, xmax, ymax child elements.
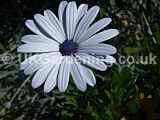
<box><xmin>17</xmin><ymin>1</ymin><xmax>119</xmax><ymax>92</ymax></box>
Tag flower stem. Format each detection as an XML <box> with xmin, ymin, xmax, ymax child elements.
<box><xmin>9</xmin><ymin>76</ymin><xmax>31</xmax><ymax>104</ymax></box>
<box><xmin>142</xmin><ymin>11</ymin><xmax>157</xmax><ymax>44</ymax></box>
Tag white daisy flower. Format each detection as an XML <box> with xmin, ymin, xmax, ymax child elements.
<box><xmin>17</xmin><ymin>1</ymin><xmax>119</xmax><ymax>92</ymax></box>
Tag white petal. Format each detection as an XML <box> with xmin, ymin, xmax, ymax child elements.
<box><xmin>23</xmin><ymin>53</ymin><xmax>61</xmax><ymax>75</ymax></box>
<box><xmin>20</xmin><ymin>53</ymin><xmax>60</xmax><ymax>70</ymax></box>
<box><xmin>65</xmin><ymin>1</ymin><xmax>77</xmax><ymax>40</ymax></box>
<box><xmin>80</xmin><ymin>66</ymin><xmax>96</xmax><ymax>86</ymax></box>
<box><xmin>79</xmin><ymin>44</ymin><xmax>117</xmax><ymax>55</ymax></box>
<box><xmin>80</xmin><ymin>29</ymin><xmax>119</xmax><ymax>46</ymax></box>
<box><xmin>58</xmin><ymin>56</ymin><xmax>71</xmax><ymax>92</ymax></box>
<box><xmin>103</xmin><ymin>55</ymin><xmax>116</xmax><ymax>64</ymax></box>
<box><xmin>44</xmin><ymin>57</ymin><xmax>64</xmax><ymax>93</ymax></box>
<box><xmin>58</xmin><ymin>1</ymin><xmax>68</xmax><ymax>24</ymax></box>
<box><xmin>74</xmin><ymin>6</ymin><xmax>99</xmax><ymax>41</ymax></box>
<box><xmin>25</xmin><ymin>20</ymin><xmax>46</xmax><ymax>38</ymax></box>
<box><xmin>70</xmin><ymin>58</ymin><xmax>87</xmax><ymax>91</ymax></box>
<box><xmin>34</xmin><ymin>14</ymin><xmax>63</xmax><ymax>43</ymax></box>
<box><xmin>20</xmin><ymin>54</ymin><xmax>39</xmax><ymax>70</ymax></box>
<box><xmin>24</xmin><ymin>62</ymin><xmax>46</xmax><ymax>75</ymax></box>
<box><xmin>31</xmin><ymin>63</ymin><xmax>55</xmax><ymax>88</ymax></box>
<box><xmin>76</xmin><ymin>52</ymin><xmax>107</xmax><ymax>71</ymax></box>
<box><xmin>77</xmin><ymin>4</ymin><xmax>88</xmax><ymax>22</ymax></box>
<box><xmin>21</xmin><ymin>35</ymin><xmax>58</xmax><ymax>44</ymax></box>
<box><xmin>25</xmin><ymin>20</ymin><xmax>60</xmax><ymax>43</ymax></box>
<box><xmin>17</xmin><ymin>43</ymin><xmax>59</xmax><ymax>53</ymax></box>
<box><xmin>44</xmin><ymin>10</ymin><xmax>66</xmax><ymax>40</ymax></box>
<box><xmin>78</xmin><ymin>18</ymin><xmax>112</xmax><ymax>43</ymax></box>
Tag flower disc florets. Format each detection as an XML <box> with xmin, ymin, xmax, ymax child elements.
<box><xmin>59</xmin><ymin>40</ymin><xmax>79</xmax><ymax>56</ymax></box>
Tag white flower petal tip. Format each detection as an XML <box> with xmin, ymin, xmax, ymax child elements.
<box><xmin>103</xmin><ymin>55</ymin><xmax>116</xmax><ymax>64</ymax></box>
<box><xmin>17</xmin><ymin>46</ymin><xmax>23</xmax><ymax>53</ymax></box>
<box><xmin>58</xmin><ymin>1</ymin><xmax>68</xmax><ymax>24</ymax></box>
<box><xmin>112</xmin><ymin>29</ymin><xmax>119</xmax><ymax>36</ymax></box>
<box><xmin>18</xmin><ymin>1</ymin><xmax>119</xmax><ymax>92</ymax></box>
<box><xmin>100</xmin><ymin>66</ymin><xmax>107</xmax><ymax>71</ymax></box>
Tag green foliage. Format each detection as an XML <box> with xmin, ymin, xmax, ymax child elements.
<box><xmin>0</xmin><ymin>0</ymin><xmax>160</xmax><ymax>119</ymax></box>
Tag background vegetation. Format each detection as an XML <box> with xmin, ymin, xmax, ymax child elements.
<box><xmin>0</xmin><ymin>0</ymin><xmax>160</xmax><ymax>119</ymax></box>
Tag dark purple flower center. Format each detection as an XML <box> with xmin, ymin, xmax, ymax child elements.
<box><xmin>59</xmin><ymin>40</ymin><xmax>79</xmax><ymax>56</ymax></box>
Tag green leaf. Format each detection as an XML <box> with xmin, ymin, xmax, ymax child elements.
<box><xmin>106</xmin><ymin>111</ymin><xmax>114</xmax><ymax>120</ymax></box>
<box><xmin>114</xmin><ymin>88</ymin><xmax>124</xmax><ymax>105</ymax></box>
<box><xmin>0</xmin><ymin>71</ymin><xmax>18</xmax><ymax>79</ymax></box>
<box><xmin>110</xmin><ymin>0</ymin><xmax>116</xmax><ymax>7</ymax></box>
<box><xmin>0</xmin><ymin>43</ymin><xmax>6</xmax><ymax>53</ymax></box>
<box><xmin>155</xmin><ymin>30</ymin><xmax>160</xmax><ymax>43</ymax></box>
<box><xmin>125</xmin><ymin>47</ymin><xmax>145</xmax><ymax>55</ymax></box>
